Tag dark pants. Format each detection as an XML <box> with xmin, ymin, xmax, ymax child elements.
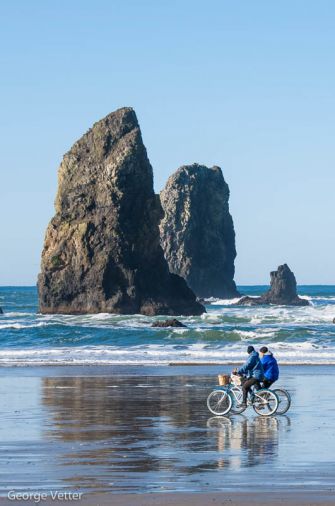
<box><xmin>263</xmin><ymin>379</ymin><xmax>274</xmax><ymax>389</ymax></box>
<box><xmin>242</xmin><ymin>377</ymin><xmax>260</xmax><ymax>404</ymax></box>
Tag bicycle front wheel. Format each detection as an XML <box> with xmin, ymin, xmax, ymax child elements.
<box><xmin>253</xmin><ymin>389</ymin><xmax>278</xmax><ymax>416</ymax></box>
<box><xmin>273</xmin><ymin>388</ymin><xmax>291</xmax><ymax>415</ymax></box>
<box><xmin>207</xmin><ymin>389</ymin><xmax>232</xmax><ymax>416</ymax></box>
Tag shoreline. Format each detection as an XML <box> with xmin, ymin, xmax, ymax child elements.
<box><xmin>0</xmin><ymin>363</ymin><xmax>332</xmax><ymax>379</ymax></box>
<box><xmin>0</xmin><ymin>361</ymin><xmax>334</xmax><ymax>368</ymax></box>
<box><xmin>0</xmin><ymin>363</ymin><xmax>331</xmax><ymax>382</ymax></box>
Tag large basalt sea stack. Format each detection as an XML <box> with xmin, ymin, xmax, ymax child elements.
<box><xmin>237</xmin><ymin>264</ymin><xmax>309</xmax><ymax>306</ymax></box>
<box><xmin>38</xmin><ymin>108</ymin><xmax>204</xmax><ymax>316</ymax></box>
<box><xmin>159</xmin><ymin>164</ymin><xmax>239</xmax><ymax>299</ymax></box>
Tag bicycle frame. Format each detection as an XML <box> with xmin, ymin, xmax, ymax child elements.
<box><xmin>214</xmin><ymin>384</ymin><xmax>242</xmax><ymax>404</ymax></box>
<box><xmin>233</xmin><ymin>384</ymin><xmax>271</xmax><ymax>403</ymax></box>
<box><xmin>222</xmin><ymin>383</ymin><xmax>275</xmax><ymax>406</ymax></box>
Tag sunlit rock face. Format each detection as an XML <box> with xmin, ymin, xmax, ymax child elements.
<box><xmin>38</xmin><ymin>108</ymin><xmax>204</xmax><ymax>316</ymax></box>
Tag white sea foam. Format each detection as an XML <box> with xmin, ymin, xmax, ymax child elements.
<box><xmin>3</xmin><ymin>312</ymin><xmax>32</xmax><ymax>317</ymax></box>
<box><xmin>235</xmin><ymin>329</ymin><xmax>277</xmax><ymax>340</ymax></box>
<box><xmin>210</xmin><ymin>297</ymin><xmax>250</xmax><ymax>306</ymax></box>
<box><xmin>203</xmin><ymin>297</ymin><xmax>220</xmax><ymax>303</ymax></box>
<box><xmin>0</xmin><ymin>341</ymin><xmax>335</xmax><ymax>366</ymax></box>
<box><xmin>90</xmin><ymin>313</ymin><xmax>113</xmax><ymax>320</ymax></box>
<box><xmin>200</xmin><ymin>313</ymin><xmax>221</xmax><ymax>322</ymax></box>
<box><xmin>0</xmin><ymin>322</ymin><xmax>48</xmax><ymax>330</ymax></box>
<box><xmin>172</xmin><ymin>328</ymin><xmax>189</xmax><ymax>334</ymax></box>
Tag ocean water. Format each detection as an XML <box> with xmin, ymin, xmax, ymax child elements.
<box><xmin>1</xmin><ymin>286</ymin><xmax>335</xmax><ymax>366</ymax></box>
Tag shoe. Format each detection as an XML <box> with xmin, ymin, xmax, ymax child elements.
<box><xmin>239</xmin><ymin>403</ymin><xmax>247</xmax><ymax>409</ymax></box>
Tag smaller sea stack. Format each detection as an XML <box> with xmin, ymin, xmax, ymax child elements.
<box><xmin>237</xmin><ymin>264</ymin><xmax>309</xmax><ymax>306</ymax></box>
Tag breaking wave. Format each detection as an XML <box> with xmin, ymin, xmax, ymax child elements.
<box><xmin>1</xmin><ymin>285</ymin><xmax>335</xmax><ymax>365</ymax></box>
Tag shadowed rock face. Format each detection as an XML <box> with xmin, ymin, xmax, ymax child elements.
<box><xmin>237</xmin><ymin>264</ymin><xmax>309</xmax><ymax>306</ymax></box>
<box><xmin>38</xmin><ymin>108</ymin><xmax>205</xmax><ymax>316</ymax></box>
<box><xmin>159</xmin><ymin>164</ymin><xmax>239</xmax><ymax>299</ymax></box>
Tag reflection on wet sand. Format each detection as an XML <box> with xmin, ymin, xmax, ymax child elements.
<box><xmin>40</xmin><ymin>375</ymin><xmax>291</xmax><ymax>491</ymax></box>
<box><xmin>207</xmin><ymin>415</ymin><xmax>291</xmax><ymax>470</ymax></box>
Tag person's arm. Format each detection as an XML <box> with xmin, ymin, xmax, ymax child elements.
<box><xmin>238</xmin><ymin>355</ymin><xmax>252</xmax><ymax>375</ymax></box>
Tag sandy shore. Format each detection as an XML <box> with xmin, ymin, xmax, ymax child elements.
<box><xmin>1</xmin><ymin>491</ymin><xmax>334</xmax><ymax>505</ymax></box>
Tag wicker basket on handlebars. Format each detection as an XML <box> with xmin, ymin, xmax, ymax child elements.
<box><xmin>218</xmin><ymin>374</ymin><xmax>230</xmax><ymax>386</ymax></box>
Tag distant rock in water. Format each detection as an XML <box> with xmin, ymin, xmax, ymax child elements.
<box><xmin>0</xmin><ymin>307</ymin><xmax>3</xmax><ymax>314</ymax></box>
<box><xmin>262</xmin><ymin>264</ymin><xmax>309</xmax><ymax>305</ymax></box>
<box><xmin>159</xmin><ymin>164</ymin><xmax>239</xmax><ymax>299</ymax></box>
<box><xmin>237</xmin><ymin>264</ymin><xmax>309</xmax><ymax>306</ymax></box>
<box><xmin>38</xmin><ymin>108</ymin><xmax>205</xmax><ymax>316</ymax></box>
<box><xmin>152</xmin><ymin>319</ymin><xmax>187</xmax><ymax>328</ymax></box>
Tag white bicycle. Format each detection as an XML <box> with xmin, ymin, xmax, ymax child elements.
<box><xmin>207</xmin><ymin>374</ymin><xmax>279</xmax><ymax>417</ymax></box>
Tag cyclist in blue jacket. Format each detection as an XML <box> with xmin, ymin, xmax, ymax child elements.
<box><xmin>236</xmin><ymin>345</ymin><xmax>264</xmax><ymax>407</ymax></box>
<box><xmin>259</xmin><ymin>346</ymin><xmax>279</xmax><ymax>388</ymax></box>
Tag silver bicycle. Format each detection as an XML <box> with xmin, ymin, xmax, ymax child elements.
<box><xmin>207</xmin><ymin>376</ymin><xmax>278</xmax><ymax>417</ymax></box>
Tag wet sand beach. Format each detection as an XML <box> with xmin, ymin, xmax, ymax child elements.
<box><xmin>0</xmin><ymin>365</ymin><xmax>334</xmax><ymax>505</ymax></box>
<box><xmin>1</xmin><ymin>490</ymin><xmax>331</xmax><ymax>506</ymax></box>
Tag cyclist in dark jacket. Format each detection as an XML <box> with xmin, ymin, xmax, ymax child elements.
<box><xmin>259</xmin><ymin>346</ymin><xmax>279</xmax><ymax>388</ymax></box>
<box><xmin>237</xmin><ymin>345</ymin><xmax>264</xmax><ymax>406</ymax></box>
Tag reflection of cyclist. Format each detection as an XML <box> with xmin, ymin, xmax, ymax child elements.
<box><xmin>259</xmin><ymin>346</ymin><xmax>279</xmax><ymax>388</ymax></box>
<box><xmin>237</xmin><ymin>346</ymin><xmax>264</xmax><ymax>407</ymax></box>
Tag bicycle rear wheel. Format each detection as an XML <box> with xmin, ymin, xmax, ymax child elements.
<box><xmin>273</xmin><ymin>388</ymin><xmax>291</xmax><ymax>414</ymax></box>
<box><xmin>253</xmin><ymin>389</ymin><xmax>278</xmax><ymax>416</ymax></box>
<box><xmin>207</xmin><ymin>389</ymin><xmax>232</xmax><ymax>416</ymax></box>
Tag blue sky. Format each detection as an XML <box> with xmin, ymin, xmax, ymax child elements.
<box><xmin>0</xmin><ymin>0</ymin><xmax>334</xmax><ymax>285</ymax></box>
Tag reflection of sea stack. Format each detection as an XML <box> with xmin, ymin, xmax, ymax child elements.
<box><xmin>38</xmin><ymin>108</ymin><xmax>204</xmax><ymax>316</ymax></box>
<box><xmin>237</xmin><ymin>264</ymin><xmax>309</xmax><ymax>306</ymax></box>
<box><xmin>160</xmin><ymin>164</ymin><xmax>239</xmax><ymax>299</ymax></box>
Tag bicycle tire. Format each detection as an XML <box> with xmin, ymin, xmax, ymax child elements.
<box><xmin>273</xmin><ymin>388</ymin><xmax>291</xmax><ymax>415</ymax></box>
<box><xmin>207</xmin><ymin>389</ymin><xmax>232</xmax><ymax>416</ymax></box>
<box><xmin>253</xmin><ymin>389</ymin><xmax>278</xmax><ymax>416</ymax></box>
